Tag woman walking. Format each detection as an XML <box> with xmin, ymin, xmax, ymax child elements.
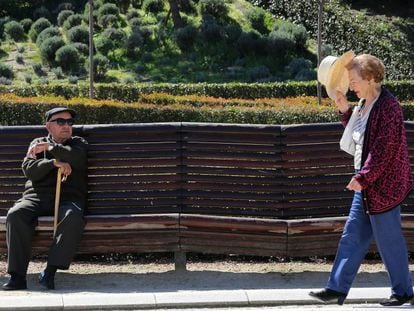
<box><xmin>309</xmin><ymin>52</ymin><xmax>414</xmax><ymax>306</ymax></box>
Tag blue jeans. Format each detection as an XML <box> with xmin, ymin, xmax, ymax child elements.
<box><xmin>327</xmin><ymin>191</ymin><xmax>413</xmax><ymax>296</ymax></box>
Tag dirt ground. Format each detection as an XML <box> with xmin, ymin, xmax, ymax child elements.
<box><xmin>0</xmin><ymin>253</ymin><xmax>392</xmax><ymax>276</ymax></box>
<box><xmin>0</xmin><ymin>253</ymin><xmax>408</xmax><ymax>293</ymax></box>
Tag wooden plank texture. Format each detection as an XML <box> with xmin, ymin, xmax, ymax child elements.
<box><xmin>1</xmin><ymin>122</ymin><xmax>414</xmax><ymax>257</ymax></box>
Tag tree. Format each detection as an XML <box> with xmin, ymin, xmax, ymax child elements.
<box><xmin>167</xmin><ymin>0</ymin><xmax>184</xmax><ymax>29</ymax></box>
<box><xmin>0</xmin><ymin>0</ymin><xmax>46</xmax><ymax>19</ymax></box>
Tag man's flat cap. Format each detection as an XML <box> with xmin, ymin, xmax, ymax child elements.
<box><xmin>45</xmin><ymin>107</ymin><xmax>76</xmax><ymax>121</ymax></box>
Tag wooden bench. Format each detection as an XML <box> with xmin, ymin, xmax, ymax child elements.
<box><xmin>1</xmin><ymin>122</ymin><xmax>413</xmax><ymax>269</ymax></box>
<box><xmin>0</xmin><ymin>123</ymin><xmax>183</xmax><ymax>266</ymax></box>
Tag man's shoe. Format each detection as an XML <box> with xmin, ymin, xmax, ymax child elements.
<box><xmin>2</xmin><ymin>274</ymin><xmax>27</xmax><ymax>290</ymax></box>
<box><xmin>38</xmin><ymin>270</ymin><xmax>55</xmax><ymax>290</ymax></box>
<box><xmin>379</xmin><ymin>294</ymin><xmax>413</xmax><ymax>306</ymax></box>
<box><xmin>309</xmin><ymin>288</ymin><xmax>347</xmax><ymax>305</ymax></box>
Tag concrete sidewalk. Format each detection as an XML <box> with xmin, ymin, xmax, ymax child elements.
<box><xmin>0</xmin><ymin>287</ymin><xmax>393</xmax><ymax>310</ymax></box>
<box><xmin>0</xmin><ymin>268</ymin><xmax>396</xmax><ymax>310</ymax></box>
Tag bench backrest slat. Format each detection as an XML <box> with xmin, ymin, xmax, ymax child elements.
<box><xmin>0</xmin><ymin>122</ymin><xmax>413</xmax><ymax>219</ymax></box>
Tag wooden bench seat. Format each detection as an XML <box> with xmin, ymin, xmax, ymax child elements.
<box><xmin>0</xmin><ymin>214</ymin><xmax>179</xmax><ymax>254</ymax></box>
<box><xmin>180</xmin><ymin>214</ymin><xmax>287</xmax><ymax>256</ymax></box>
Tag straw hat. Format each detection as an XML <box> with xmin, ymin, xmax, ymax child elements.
<box><xmin>317</xmin><ymin>50</ymin><xmax>355</xmax><ymax>100</ymax></box>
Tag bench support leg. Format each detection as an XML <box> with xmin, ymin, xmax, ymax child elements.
<box><xmin>174</xmin><ymin>251</ymin><xmax>187</xmax><ymax>271</ymax></box>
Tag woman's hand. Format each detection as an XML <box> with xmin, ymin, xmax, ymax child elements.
<box><xmin>335</xmin><ymin>91</ymin><xmax>350</xmax><ymax>114</ymax></box>
<box><xmin>346</xmin><ymin>177</ymin><xmax>362</xmax><ymax>192</ymax></box>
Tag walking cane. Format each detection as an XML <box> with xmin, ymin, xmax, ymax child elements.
<box><xmin>53</xmin><ymin>168</ymin><xmax>63</xmax><ymax>237</ymax></box>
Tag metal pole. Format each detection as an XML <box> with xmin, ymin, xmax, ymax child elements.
<box><xmin>89</xmin><ymin>0</ymin><xmax>94</xmax><ymax>99</ymax></box>
<box><xmin>317</xmin><ymin>0</ymin><xmax>324</xmax><ymax>105</ymax></box>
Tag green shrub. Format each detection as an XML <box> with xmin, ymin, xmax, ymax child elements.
<box><xmin>67</xmin><ymin>25</ymin><xmax>89</xmax><ymax>44</ymax></box>
<box><xmin>104</xmin><ymin>27</ymin><xmax>125</xmax><ymax>42</ymax></box>
<box><xmin>0</xmin><ymin>17</ymin><xmax>12</xmax><ymax>40</ymax></box>
<box><xmin>68</xmin><ymin>75</ymin><xmax>79</xmax><ymax>84</ymax></box>
<box><xmin>248</xmin><ymin>65</ymin><xmax>270</xmax><ymax>82</ymax></box>
<box><xmin>178</xmin><ymin>0</ymin><xmax>197</xmax><ymax>15</ymax></box>
<box><xmin>73</xmin><ymin>42</ymin><xmax>89</xmax><ymax>55</ymax></box>
<box><xmin>63</xmin><ymin>14</ymin><xmax>83</xmax><ymax>30</ymax></box>
<box><xmin>131</xmin><ymin>0</ymin><xmax>141</xmax><ymax>8</ymax></box>
<box><xmin>142</xmin><ymin>0</ymin><xmax>165</xmax><ymax>14</ymax></box>
<box><xmin>175</xmin><ymin>25</ymin><xmax>198</xmax><ymax>51</ymax></box>
<box><xmin>126</xmin><ymin>32</ymin><xmax>144</xmax><ymax>57</ymax></box>
<box><xmin>52</xmin><ymin>67</ymin><xmax>64</xmax><ymax>79</ymax></box>
<box><xmin>32</xmin><ymin>63</ymin><xmax>47</xmax><ymax>77</ymax></box>
<box><xmin>0</xmin><ymin>63</ymin><xmax>14</xmax><ymax>79</ymax></box>
<box><xmin>24</xmin><ymin>74</ymin><xmax>32</xmax><ymax>84</ymax></box>
<box><xmin>0</xmin><ymin>77</ymin><xmax>12</xmax><ymax>85</ymax></box>
<box><xmin>36</xmin><ymin>26</ymin><xmax>61</xmax><ymax>47</ymax></box>
<box><xmin>39</xmin><ymin>77</ymin><xmax>49</xmax><ymax>85</ymax></box>
<box><xmin>95</xmin><ymin>36</ymin><xmax>113</xmax><ymax>56</ymax></box>
<box><xmin>97</xmin><ymin>3</ymin><xmax>120</xmax><ymax>18</ymax></box>
<box><xmin>200</xmin><ymin>18</ymin><xmax>223</xmax><ymax>43</ymax></box>
<box><xmin>224</xmin><ymin>24</ymin><xmax>242</xmax><ymax>44</ymax></box>
<box><xmin>57</xmin><ymin>10</ymin><xmax>74</xmax><ymax>27</ymax></box>
<box><xmin>87</xmin><ymin>54</ymin><xmax>110</xmax><ymax>81</ymax></box>
<box><xmin>55</xmin><ymin>45</ymin><xmax>80</xmax><ymax>73</ymax></box>
<box><xmin>98</xmin><ymin>14</ymin><xmax>119</xmax><ymax>28</ymax></box>
<box><xmin>129</xmin><ymin>17</ymin><xmax>142</xmax><ymax>30</ymax></box>
<box><xmin>122</xmin><ymin>76</ymin><xmax>136</xmax><ymax>84</ymax></box>
<box><xmin>29</xmin><ymin>17</ymin><xmax>52</xmax><ymax>42</ymax></box>
<box><xmin>33</xmin><ymin>6</ymin><xmax>51</xmax><ymax>21</ymax></box>
<box><xmin>39</xmin><ymin>36</ymin><xmax>66</xmax><ymax>66</ymax></box>
<box><xmin>267</xmin><ymin>29</ymin><xmax>295</xmax><ymax>52</ymax></box>
<box><xmin>285</xmin><ymin>58</ymin><xmax>314</xmax><ymax>77</ymax></box>
<box><xmin>4</xmin><ymin>21</ymin><xmax>25</xmax><ymax>42</ymax></box>
<box><xmin>118</xmin><ymin>0</ymin><xmax>131</xmax><ymax>13</ymax></box>
<box><xmin>95</xmin><ymin>28</ymin><xmax>124</xmax><ymax>54</ymax></box>
<box><xmin>272</xmin><ymin>20</ymin><xmax>307</xmax><ymax>49</ymax></box>
<box><xmin>57</xmin><ymin>2</ymin><xmax>75</xmax><ymax>13</ymax></box>
<box><xmin>294</xmin><ymin>69</ymin><xmax>316</xmax><ymax>81</ymax></box>
<box><xmin>126</xmin><ymin>9</ymin><xmax>140</xmax><ymax>21</ymax></box>
<box><xmin>135</xmin><ymin>28</ymin><xmax>152</xmax><ymax>46</ymax></box>
<box><xmin>199</xmin><ymin>0</ymin><xmax>229</xmax><ymax>20</ymax></box>
<box><xmin>20</xmin><ymin>18</ymin><xmax>33</xmax><ymax>33</ymax></box>
<box><xmin>15</xmin><ymin>53</ymin><xmax>24</xmax><ymax>64</ymax></box>
<box><xmin>237</xmin><ymin>31</ymin><xmax>262</xmax><ymax>55</ymax></box>
<box><xmin>247</xmin><ymin>7</ymin><xmax>268</xmax><ymax>35</ymax></box>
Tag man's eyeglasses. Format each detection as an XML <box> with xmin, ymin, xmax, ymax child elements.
<box><xmin>49</xmin><ymin>118</ymin><xmax>75</xmax><ymax>126</ymax></box>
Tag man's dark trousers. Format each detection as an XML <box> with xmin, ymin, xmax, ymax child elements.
<box><xmin>6</xmin><ymin>197</ymin><xmax>85</xmax><ymax>276</ymax></box>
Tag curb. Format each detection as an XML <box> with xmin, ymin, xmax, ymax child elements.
<box><xmin>0</xmin><ymin>288</ymin><xmax>391</xmax><ymax>310</ymax></box>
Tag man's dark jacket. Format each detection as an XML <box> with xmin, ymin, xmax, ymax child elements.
<box><xmin>21</xmin><ymin>135</ymin><xmax>88</xmax><ymax>206</ymax></box>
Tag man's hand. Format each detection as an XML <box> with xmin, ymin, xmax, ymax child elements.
<box><xmin>53</xmin><ymin>160</ymin><xmax>72</xmax><ymax>179</ymax></box>
<box><xmin>346</xmin><ymin>177</ymin><xmax>362</xmax><ymax>192</ymax></box>
<box><xmin>335</xmin><ymin>91</ymin><xmax>350</xmax><ymax>114</ymax></box>
<box><xmin>27</xmin><ymin>142</ymin><xmax>51</xmax><ymax>158</ymax></box>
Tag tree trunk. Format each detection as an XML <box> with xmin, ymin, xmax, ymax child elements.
<box><xmin>168</xmin><ymin>0</ymin><xmax>184</xmax><ymax>29</ymax></box>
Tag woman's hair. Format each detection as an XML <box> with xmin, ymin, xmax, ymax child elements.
<box><xmin>345</xmin><ymin>54</ymin><xmax>385</xmax><ymax>83</ymax></box>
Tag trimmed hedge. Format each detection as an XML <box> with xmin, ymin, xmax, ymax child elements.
<box><xmin>1</xmin><ymin>80</ymin><xmax>414</xmax><ymax>102</ymax></box>
<box><xmin>1</xmin><ymin>93</ymin><xmax>414</xmax><ymax>126</ymax></box>
<box><xmin>0</xmin><ymin>93</ymin><xmax>334</xmax><ymax>125</ymax></box>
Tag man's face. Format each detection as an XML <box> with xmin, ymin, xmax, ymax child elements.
<box><xmin>46</xmin><ymin>111</ymin><xmax>74</xmax><ymax>143</ymax></box>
